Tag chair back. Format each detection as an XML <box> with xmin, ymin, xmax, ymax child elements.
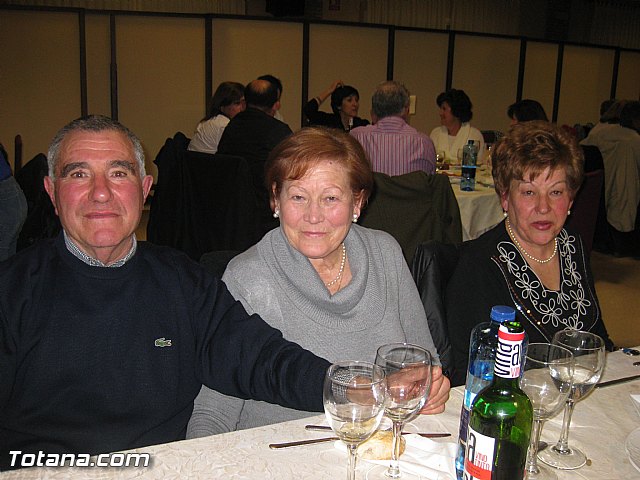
<box><xmin>15</xmin><ymin>153</ymin><xmax>61</xmax><ymax>250</ymax></box>
<box><xmin>146</xmin><ymin>132</ymin><xmax>190</xmax><ymax>247</ymax></box>
<box><xmin>358</xmin><ymin>171</ymin><xmax>462</xmax><ymax>265</ymax></box>
<box><xmin>199</xmin><ymin>250</ymin><xmax>241</xmax><ymax>278</ymax></box>
<box><xmin>410</xmin><ymin>240</ymin><xmax>462</xmax><ymax>378</ymax></box>
<box><xmin>481</xmin><ymin>130</ymin><xmax>503</xmax><ymax>144</ymax></box>
<box><xmin>179</xmin><ymin>151</ymin><xmax>258</xmax><ymax>260</ymax></box>
<box><xmin>564</xmin><ymin>169</ymin><xmax>605</xmax><ymax>255</ymax></box>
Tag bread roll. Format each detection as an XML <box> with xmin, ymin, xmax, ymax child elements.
<box><xmin>358</xmin><ymin>430</ymin><xmax>406</xmax><ymax>460</ymax></box>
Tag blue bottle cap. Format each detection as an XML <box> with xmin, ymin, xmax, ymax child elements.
<box><xmin>490</xmin><ymin>305</ymin><xmax>516</xmax><ymax>323</ymax></box>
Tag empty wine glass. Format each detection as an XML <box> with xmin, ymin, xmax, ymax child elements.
<box><xmin>368</xmin><ymin>343</ymin><xmax>432</xmax><ymax>479</ymax></box>
<box><xmin>520</xmin><ymin>343</ymin><xmax>574</xmax><ymax>480</ymax></box>
<box><xmin>538</xmin><ymin>330</ymin><xmax>606</xmax><ymax>470</ymax></box>
<box><xmin>324</xmin><ymin>361</ymin><xmax>387</xmax><ymax>480</ymax></box>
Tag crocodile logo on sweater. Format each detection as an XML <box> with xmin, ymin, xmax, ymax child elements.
<box><xmin>154</xmin><ymin>337</ymin><xmax>172</xmax><ymax>348</ymax></box>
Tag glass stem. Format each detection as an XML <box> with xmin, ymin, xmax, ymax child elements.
<box><xmin>554</xmin><ymin>399</ymin><xmax>576</xmax><ymax>454</ymax></box>
<box><xmin>386</xmin><ymin>421</ymin><xmax>404</xmax><ymax>478</ymax></box>
<box><xmin>347</xmin><ymin>443</ymin><xmax>358</xmax><ymax>480</ymax></box>
<box><xmin>526</xmin><ymin>418</ymin><xmax>543</xmax><ymax>474</ymax></box>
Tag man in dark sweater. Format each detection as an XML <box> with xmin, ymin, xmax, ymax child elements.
<box><xmin>217</xmin><ymin>79</ymin><xmax>292</xmax><ymax>238</ymax></box>
<box><xmin>0</xmin><ymin>115</ymin><xmax>329</xmax><ymax>470</ymax></box>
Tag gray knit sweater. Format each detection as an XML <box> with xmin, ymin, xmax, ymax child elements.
<box><xmin>186</xmin><ymin>224</ymin><xmax>438</xmax><ymax>437</ymax></box>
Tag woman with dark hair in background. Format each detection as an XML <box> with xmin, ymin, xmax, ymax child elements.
<box><xmin>430</xmin><ymin>88</ymin><xmax>484</xmax><ymax>163</ymax></box>
<box><xmin>188</xmin><ymin>81</ymin><xmax>246</xmax><ymax>154</ymax></box>
<box><xmin>507</xmin><ymin>99</ymin><xmax>549</xmax><ymax>124</ymax></box>
<box><xmin>303</xmin><ymin>79</ymin><xmax>369</xmax><ymax>131</ymax></box>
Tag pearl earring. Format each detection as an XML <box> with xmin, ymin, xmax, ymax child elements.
<box><xmin>352</xmin><ymin>214</ymin><xmax>358</xmax><ymax>223</ymax></box>
<box><xmin>273</xmin><ymin>209</ymin><xmax>280</xmax><ymax>219</ymax></box>
<box><xmin>567</xmin><ymin>209</ymin><xmax>571</xmax><ymax>215</ymax></box>
<box><xmin>503</xmin><ymin>211</ymin><xmax>508</xmax><ymax>217</ymax></box>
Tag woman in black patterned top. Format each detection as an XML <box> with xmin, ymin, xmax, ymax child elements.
<box><xmin>446</xmin><ymin>121</ymin><xmax>614</xmax><ymax>387</ymax></box>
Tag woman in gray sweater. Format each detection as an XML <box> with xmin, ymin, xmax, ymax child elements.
<box><xmin>187</xmin><ymin>127</ymin><xmax>450</xmax><ymax>437</ymax></box>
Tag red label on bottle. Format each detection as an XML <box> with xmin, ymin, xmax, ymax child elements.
<box><xmin>495</xmin><ymin>325</ymin><xmax>524</xmax><ymax>378</ymax></box>
<box><xmin>463</xmin><ymin>426</ymin><xmax>495</xmax><ymax>480</ymax></box>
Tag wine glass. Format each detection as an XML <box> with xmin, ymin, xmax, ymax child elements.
<box><xmin>456</xmin><ymin>148</ymin><xmax>464</xmax><ymax>165</ymax></box>
<box><xmin>368</xmin><ymin>343</ymin><xmax>432</xmax><ymax>479</ymax></box>
<box><xmin>520</xmin><ymin>343</ymin><xmax>574</xmax><ymax>480</ymax></box>
<box><xmin>324</xmin><ymin>361</ymin><xmax>387</xmax><ymax>480</ymax></box>
<box><xmin>538</xmin><ymin>330</ymin><xmax>606</xmax><ymax>470</ymax></box>
<box><xmin>435</xmin><ymin>150</ymin><xmax>446</xmax><ymax>171</ymax></box>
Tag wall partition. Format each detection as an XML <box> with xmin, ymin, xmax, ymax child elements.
<box><xmin>393</xmin><ymin>30</ymin><xmax>449</xmax><ymax>134</ymax></box>
<box><xmin>0</xmin><ymin>10</ymin><xmax>81</xmax><ymax>166</ymax></box>
<box><xmin>452</xmin><ymin>34</ymin><xmax>521</xmax><ymax>132</ymax></box>
<box><xmin>307</xmin><ymin>23</ymin><xmax>388</xmax><ymax>126</ymax></box>
<box><xmin>0</xmin><ymin>6</ymin><xmax>638</xmax><ymax>177</ymax></box>
<box><xmin>521</xmin><ymin>41</ymin><xmax>558</xmax><ymax>121</ymax></box>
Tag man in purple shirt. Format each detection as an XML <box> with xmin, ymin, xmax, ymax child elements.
<box><xmin>350</xmin><ymin>81</ymin><xmax>436</xmax><ymax>175</ymax></box>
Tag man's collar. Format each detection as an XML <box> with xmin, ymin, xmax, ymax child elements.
<box><xmin>63</xmin><ymin>231</ymin><xmax>137</xmax><ymax>268</ymax></box>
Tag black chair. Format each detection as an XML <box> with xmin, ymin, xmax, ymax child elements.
<box><xmin>15</xmin><ymin>153</ymin><xmax>61</xmax><ymax>250</ymax></box>
<box><xmin>178</xmin><ymin>151</ymin><xmax>258</xmax><ymax>260</ymax></box>
<box><xmin>147</xmin><ymin>132</ymin><xmax>190</xmax><ymax>247</ymax></box>
<box><xmin>359</xmin><ymin>172</ymin><xmax>462</xmax><ymax>266</ymax></box>
<box><xmin>199</xmin><ymin>250</ymin><xmax>241</xmax><ymax>278</ymax></box>
<box><xmin>564</xmin><ymin>169</ymin><xmax>605</xmax><ymax>256</ymax></box>
<box><xmin>410</xmin><ymin>240</ymin><xmax>462</xmax><ymax>379</ymax></box>
<box><xmin>481</xmin><ymin>130</ymin><xmax>503</xmax><ymax>144</ymax></box>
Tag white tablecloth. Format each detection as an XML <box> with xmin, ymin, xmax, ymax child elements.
<box><xmin>445</xmin><ymin>168</ymin><xmax>504</xmax><ymax>241</ymax></box>
<box><xmin>3</xmin><ymin>349</ymin><xmax>639</xmax><ymax>479</ymax></box>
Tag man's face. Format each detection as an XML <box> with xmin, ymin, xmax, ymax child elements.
<box><xmin>44</xmin><ymin>130</ymin><xmax>153</xmax><ymax>265</ymax></box>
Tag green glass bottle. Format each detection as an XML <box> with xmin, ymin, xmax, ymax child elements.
<box><xmin>463</xmin><ymin>321</ymin><xmax>532</xmax><ymax>480</ymax></box>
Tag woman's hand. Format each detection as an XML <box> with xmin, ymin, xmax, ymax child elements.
<box><xmin>316</xmin><ymin>80</ymin><xmax>344</xmax><ymax>104</ymax></box>
<box><xmin>419</xmin><ymin>366</ymin><xmax>450</xmax><ymax>415</ymax></box>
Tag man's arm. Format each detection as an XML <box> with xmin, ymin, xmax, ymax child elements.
<box><xmin>192</xmin><ymin>279</ymin><xmax>329</xmax><ymax>412</ymax></box>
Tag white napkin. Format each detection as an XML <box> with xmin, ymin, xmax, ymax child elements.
<box><xmin>336</xmin><ymin>435</ymin><xmax>458</xmax><ymax>479</ymax></box>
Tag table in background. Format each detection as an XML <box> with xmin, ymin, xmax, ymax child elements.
<box><xmin>442</xmin><ymin>167</ymin><xmax>504</xmax><ymax>241</ymax></box>
<box><xmin>3</xmin><ymin>349</ymin><xmax>639</xmax><ymax>479</ymax></box>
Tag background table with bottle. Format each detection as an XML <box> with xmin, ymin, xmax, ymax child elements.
<box><xmin>440</xmin><ymin>165</ymin><xmax>504</xmax><ymax>241</ymax></box>
<box><xmin>3</xmin><ymin>349</ymin><xmax>638</xmax><ymax>479</ymax></box>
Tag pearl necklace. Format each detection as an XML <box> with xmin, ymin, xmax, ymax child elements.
<box><xmin>325</xmin><ymin>243</ymin><xmax>347</xmax><ymax>287</ymax></box>
<box><xmin>506</xmin><ymin>219</ymin><xmax>558</xmax><ymax>264</ymax></box>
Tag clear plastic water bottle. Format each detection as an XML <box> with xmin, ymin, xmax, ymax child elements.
<box><xmin>454</xmin><ymin>305</ymin><xmax>515</xmax><ymax>480</ymax></box>
<box><xmin>460</xmin><ymin>139</ymin><xmax>478</xmax><ymax>191</ymax></box>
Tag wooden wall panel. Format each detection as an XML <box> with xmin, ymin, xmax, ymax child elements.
<box><xmin>617</xmin><ymin>51</ymin><xmax>640</xmax><ymax>100</ymax></box>
<box><xmin>558</xmin><ymin>46</ymin><xmax>615</xmax><ymax>126</ymax></box>
<box><xmin>394</xmin><ymin>30</ymin><xmax>449</xmax><ymax>135</ymax></box>
<box><xmin>211</xmin><ymin>19</ymin><xmax>303</xmax><ymax>130</ymax></box>
<box><xmin>116</xmin><ymin>15</ymin><xmax>204</xmax><ymax>177</ymax></box>
<box><xmin>85</xmin><ymin>14</ymin><xmax>111</xmax><ymax>117</ymax></box>
<box><xmin>308</xmin><ymin>24</ymin><xmax>387</xmax><ymax>126</ymax></box>
<box><xmin>452</xmin><ymin>35</ymin><xmax>520</xmax><ymax>132</ymax></box>
<box><xmin>521</xmin><ymin>41</ymin><xmax>557</xmax><ymax>122</ymax></box>
<box><xmin>0</xmin><ymin>10</ymin><xmax>80</xmax><ymax>167</ymax></box>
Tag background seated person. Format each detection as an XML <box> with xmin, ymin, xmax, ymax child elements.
<box><xmin>507</xmin><ymin>99</ymin><xmax>549</xmax><ymax>124</ymax></box>
<box><xmin>350</xmin><ymin>80</ymin><xmax>436</xmax><ymax>175</ymax></box>
<box><xmin>430</xmin><ymin>88</ymin><xmax>484</xmax><ymax>164</ymax></box>
<box><xmin>303</xmin><ymin>80</ymin><xmax>369</xmax><ymax>131</ymax></box>
<box><xmin>188</xmin><ymin>81</ymin><xmax>245</xmax><ymax>154</ymax></box>
<box><xmin>187</xmin><ymin>127</ymin><xmax>450</xmax><ymax>438</ymax></box>
<box><xmin>445</xmin><ymin>121</ymin><xmax>614</xmax><ymax>387</ymax></box>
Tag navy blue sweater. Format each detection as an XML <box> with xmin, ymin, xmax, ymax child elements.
<box><xmin>0</xmin><ymin>234</ymin><xmax>328</xmax><ymax>469</ymax></box>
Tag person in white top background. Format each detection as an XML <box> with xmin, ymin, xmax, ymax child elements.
<box><xmin>430</xmin><ymin>88</ymin><xmax>484</xmax><ymax>164</ymax></box>
<box><xmin>188</xmin><ymin>81</ymin><xmax>246</xmax><ymax>155</ymax></box>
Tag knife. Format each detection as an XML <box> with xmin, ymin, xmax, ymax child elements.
<box><xmin>595</xmin><ymin>373</ymin><xmax>640</xmax><ymax>388</ymax></box>
<box><xmin>269</xmin><ymin>430</ymin><xmax>451</xmax><ymax>449</ymax></box>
